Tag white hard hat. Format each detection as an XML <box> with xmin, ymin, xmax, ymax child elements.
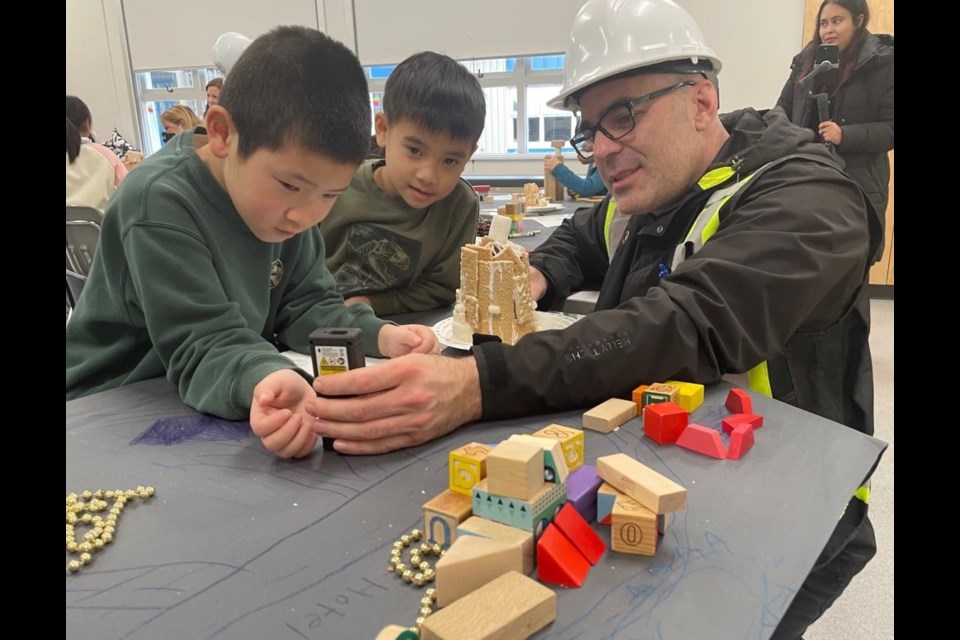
<box><xmin>213</xmin><ymin>32</ymin><xmax>253</xmax><ymax>76</ymax></box>
<box><xmin>548</xmin><ymin>0</ymin><xmax>722</xmax><ymax>111</ymax></box>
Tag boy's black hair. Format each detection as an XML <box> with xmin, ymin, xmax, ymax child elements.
<box><xmin>66</xmin><ymin>96</ymin><xmax>93</xmax><ymax>139</ymax></box>
<box><xmin>219</xmin><ymin>26</ymin><xmax>370</xmax><ymax>165</ymax></box>
<box><xmin>66</xmin><ymin>118</ymin><xmax>82</xmax><ymax>164</ymax></box>
<box><xmin>382</xmin><ymin>52</ymin><xmax>485</xmax><ymax>143</ymax></box>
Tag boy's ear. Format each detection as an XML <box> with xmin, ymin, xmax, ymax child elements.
<box><xmin>374</xmin><ymin>112</ymin><xmax>390</xmax><ymax>148</ymax></box>
<box><xmin>204</xmin><ymin>105</ymin><xmax>235</xmax><ymax>158</ymax></box>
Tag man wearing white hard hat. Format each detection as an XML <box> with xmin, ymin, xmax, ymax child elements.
<box><xmin>308</xmin><ymin>3</ymin><xmax>880</xmax><ymax>636</ymax></box>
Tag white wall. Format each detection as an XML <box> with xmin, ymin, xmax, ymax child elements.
<box><xmin>66</xmin><ymin>0</ymin><xmax>807</xmax><ymax>173</ymax></box>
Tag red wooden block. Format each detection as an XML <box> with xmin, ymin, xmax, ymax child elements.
<box><xmin>726</xmin><ymin>423</ymin><xmax>755</xmax><ymax>461</ymax></box>
<box><xmin>643</xmin><ymin>402</ymin><xmax>689</xmax><ymax>445</ymax></box>
<box><xmin>725</xmin><ymin>388</ymin><xmax>753</xmax><ymax>415</ymax></box>
<box><xmin>676</xmin><ymin>424</ymin><xmax>726</xmax><ymax>459</ymax></box>
<box><xmin>722</xmin><ymin>413</ymin><xmax>764</xmax><ymax>434</ymax></box>
<box><xmin>537</xmin><ymin>524</ymin><xmax>590</xmax><ymax>588</ymax></box>
<box><xmin>553</xmin><ymin>503</ymin><xmax>606</xmax><ymax>565</ymax></box>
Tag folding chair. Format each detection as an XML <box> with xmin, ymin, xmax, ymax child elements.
<box><xmin>66</xmin><ymin>206</ymin><xmax>103</xmax><ymax>276</ymax></box>
<box><xmin>66</xmin><ymin>269</ymin><xmax>87</xmax><ymax>325</ymax></box>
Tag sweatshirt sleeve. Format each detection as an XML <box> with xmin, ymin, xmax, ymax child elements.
<box><xmin>551</xmin><ymin>163</ymin><xmax>607</xmax><ymax>197</ymax></box>
<box><xmin>122</xmin><ymin>223</ymin><xmax>307</xmax><ymax>419</ymax></box>
<box><xmin>475</xmin><ymin>160</ymin><xmax>872</xmax><ymax>420</ymax></box>
<box><xmin>364</xmin><ymin>184</ymin><xmax>479</xmax><ymax>315</ymax></box>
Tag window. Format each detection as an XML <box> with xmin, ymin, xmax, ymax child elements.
<box><xmin>133</xmin><ymin>67</ymin><xmax>222</xmax><ymax>156</ymax></box>
<box><xmin>363</xmin><ymin>55</ymin><xmax>576</xmax><ymax>157</ymax></box>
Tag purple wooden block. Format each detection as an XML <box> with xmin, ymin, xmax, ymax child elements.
<box><xmin>565</xmin><ymin>464</ymin><xmax>603</xmax><ymax>523</ymax></box>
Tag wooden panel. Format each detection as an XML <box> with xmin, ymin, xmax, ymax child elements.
<box><xmin>804</xmin><ymin>1</ymin><xmax>895</xmax><ymax>286</ymax></box>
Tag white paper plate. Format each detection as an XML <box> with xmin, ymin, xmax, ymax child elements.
<box><xmin>433</xmin><ymin>311</ymin><xmax>577</xmax><ymax>350</ymax></box>
<box><xmin>525</xmin><ymin>204</ymin><xmax>564</xmax><ymax>213</ymax></box>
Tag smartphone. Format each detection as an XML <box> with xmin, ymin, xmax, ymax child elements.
<box><xmin>814</xmin><ymin>44</ymin><xmax>839</xmax><ymax>89</ymax></box>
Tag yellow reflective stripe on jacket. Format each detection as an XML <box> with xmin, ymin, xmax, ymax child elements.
<box><xmin>697</xmin><ymin>166</ymin><xmax>737</xmax><ymax>190</ymax></box>
<box><xmin>603</xmin><ymin>200</ymin><xmax>617</xmax><ymax>256</ymax></box>
<box><xmin>854</xmin><ymin>485</ymin><xmax>870</xmax><ymax>504</ymax></box>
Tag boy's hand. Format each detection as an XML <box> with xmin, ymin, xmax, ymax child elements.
<box><xmin>344</xmin><ymin>295</ymin><xmax>372</xmax><ymax>307</ymax></box>
<box><xmin>377</xmin><ymin>324</ymin><xmax>439</xmax><ymax>357</ymax></box>
<box><xmin>308</xmin><ymin>354</ymin><xmax>482</xmax><ymax>454</ymax></box>
<box><xmin>544</xmin><ymin>155</ymin><xmax>561</xmax><ymax>172</ymax></box>
<box><xmin>250</xmin><ymin>369</ymin><xmax>318</xmax><ymax>458</ymax></box>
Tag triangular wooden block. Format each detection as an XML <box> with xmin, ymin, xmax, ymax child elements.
<box><xmin>676</xmin><ymin>424</ymin><xmax>726</xmax><ymax>459</ymax></box>
<box><xmin>722</xmin><ymin>413</ymin><xmax>764</xmax><ymax>433</ymax></box>
<box><xmin>725</xmin><ymin>388</ymin><xmax>753</xmax><ymax>414</ymax></box>
<box><xmin>726</xmin><ymin>423</ymin><xmax>755</xmax><ymax>461</ymax></box>
<box><xmin>536</xmin><ymin>524</ymin><xmax>590</xmax><ymax>588</ymax></box>
<box><xmin>553</xmin><ymin>503</ymin><xmax>606</xmax><ymax>565</ymax></box>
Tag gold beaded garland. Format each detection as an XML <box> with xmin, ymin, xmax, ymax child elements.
<box><xmin>66</xmin><ymin>487</ymin><xmax>155</xmax><ymax>574</ymax></box>
<box><xmin>385</xmin><ymin>528</ymin><xmax>445</xmax><ymax>636</ymax></box>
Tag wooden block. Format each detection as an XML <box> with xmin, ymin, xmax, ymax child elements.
<box><xmin>646</xmin><ymin>383</ymin><xmax>680</xmax><ymax>404</ymax></box>
<box><xmin>596</xmin><ymin>453</ymin><xmax>687</xmax><ymax>514</ymax></box>
<box><xmin>665</xmin><ymin>379</ymin><xmax>705</xmax><ymax>412</ymax></box>
<box><xmin>457</xmin><ymin>516</ymin><xmax>535</xmax><ymax>575</ymax></box>
<box><xmin>509</xmin><ymin>434</ymin><xmax>569</xmax><ymax>484</ymax></box>
<box><xmin>725</xmin><ymin>388</ymin><xmax>753</xmax><ymax>414</ymax></box>
<box><xmin>565</xmin><ymin>464</ymin><xmax>602</xmax><ymax>522</ymax></box>
<box><xmin>642</xmin><ymin>402</ymin><xmax>688</xmax><ymax>445</ymax></box>
<box><xmin>726</xmin><ymin>423</ymin><xmax>755</xmax><ymax>461</ymax></box>
<box><xmin>423</xmin><ymin>489</ymin><xmax>473</xmax><ymax>548</ymax></box>
<box><xmin>375</xmin><ymin>625</ymin><xmax>409</xmax><ymax>640</ymax></box>
<box><xmin>531</xmin><ymin>424</ymin><xmax>584</xmax><ymax>471</ymax></box>
<box><xmin>435</xmin><ymin>536</ymin><xmax>521</xmax><ymax>607</ymax></box>
<box><xmin>552</xmin><ymin>503</ymin><xmax>606</xmax><ymax>565</ymax></box>
<box><xmin>610</xmin><ymin>490</ymin><xmax>659</xmax><ymax>556</ymax></box>
<box><xmin>583</xmin><ymin>398</ymin><xmax>638</xmax><ymax>433</ymax></box>
<box><xmin>675</xmin><ymin>424</ymin><xmax>726</xmax><ymax>459</ymax></box>
<box><xmin>722</xmin><ymin>413</ymin><xmax>764</xmax><ymax>433</ymax></box>
<box><xmin>536</xmin><ymin>524</ymin><xmax>590</xmax><ymax>588</ymax></box>
<box><xmin>486</xmin><ymin>440</ymin><xmax>545</xmax><ymax>500</ymax></box>
<box><xmin>471</xmin><ymin>479</ymin><xmax>566</xmax><ymax>535</ymax></box>
<box><xmin>420</xmin><ymin>571</ymin><xmax>556</xmax><ymax>640</ymax></box>
<box><xmin>449</xmin><ymin>443</ymin><xmax>492</xmax><ymax>496</ymax></box>
<box><xmin>631</xmin><ymin>384</ymin><xmax>650</xmax><ymax>414</ymax></box>
<box><xmin>596</xmin><ymin>482</ymin><xmax>618</xmax><ymax>525</ymax></box>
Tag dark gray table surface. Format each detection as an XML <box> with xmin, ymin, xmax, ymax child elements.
<box><xmin>66</xmin><ymin>373</ymin><xmax>885</xmax><ymax>640</ymax></box>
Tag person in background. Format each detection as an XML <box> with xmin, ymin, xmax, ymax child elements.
<box><xmin>66</xmin><ymin>26</ymin><xmax>438</xmax><ymax>460</ymax></box>
<box><xmin>66</xmin><ymin>117</ymin><xmax>115</xmax><ymax>211</ymax></box>
<box><xmin>320</xmin><ymin>51</ymin><xmax>484</xmax><ymax>315</ymax></box>
<box><xmin>204</xmin><ymin>77</ymin><xmax>223</xmax><ymax>116</ymax></box>
<box><xmin>66</xmin><ymin>95</ymin><xmax>128</xmax><ymax>186</ymax></box>
<box><xmin>302</xmin><ymin>2</ymin><xmax>881</xmax><ymax>638</ymax></box>
<box><xmin>544</xmin><ymin>153</ymin><xmax>607</xmax><ymax>198</ymax></box>
<box><xmin>159</xmin><ymin>105</ymin><xmax>203</xmax><ymax>143</ymax></box>
<box><xmin>777</xmin><ymin>0</ymin><xmax>893</xmax><ymax>259</ymax></box>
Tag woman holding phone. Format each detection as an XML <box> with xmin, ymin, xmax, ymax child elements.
<box><xmin>777</xmin><ymin>0</ymin><xmax>893</xmax><ymax>257</ymax></box>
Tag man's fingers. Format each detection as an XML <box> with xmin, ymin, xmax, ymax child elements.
<box><xmin>313</xmin><ymin>358</ymin><xmax>408</xmax><ymax>396</ymax></box>
<box><xmin>331</xmin><ymin>430</ymin><xmax>425</xmax><ymax>456</ymax></box>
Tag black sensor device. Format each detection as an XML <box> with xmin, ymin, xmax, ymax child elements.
<box><xmin>309</xmin><ymin>328</ymin><xmax>365</xmax><ymax>451</ymax></box>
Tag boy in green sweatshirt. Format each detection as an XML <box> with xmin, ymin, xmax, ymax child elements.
<box><xmin>66</xmin><ymin>26</ymin><xmax>437</xmax><ymax>458</ymax></box>
<box><xmin>321</xmin><ymin>51</ymin><xmax>485</xmax><ymax>315</ymax></box>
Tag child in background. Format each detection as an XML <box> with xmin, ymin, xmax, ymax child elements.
<box><xmin>66</xmin><ymin>26</ymin><xmax>438</xmax><ymax>459</ymax></box>
<box><xmin>66</xmin><ymin>95</ymin><xmax>128</xmax><ymax>186</ymax></box>
<box><xmin>544</xmin><ymin>154</ymin><xmax>607</xmax><ymax>198</ymax></box>
<box><xmin>321</xmin><ymin>51</ymin><xmax>485</xmax><ymax>315</ymax></box>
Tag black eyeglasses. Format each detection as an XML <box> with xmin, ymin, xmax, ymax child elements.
<box><xmin>570</xmin><ymin>81</ymin><xmax>696</xmax><ymax>160</ymax></box>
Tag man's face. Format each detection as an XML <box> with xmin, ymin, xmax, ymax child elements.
<box><xmin>578</xmin><ymin>73</ymin><xmax>700</xmax><ymax>215</ymax></box>
<box><xmin>222</xmin><ymin>139</ymin><xmax>356</xmax><ymax>243</ymax></box>
<box><xmin>374</xmin><ymin>115</ymin><xmax>476</xmax><ymax>209</ymax></box>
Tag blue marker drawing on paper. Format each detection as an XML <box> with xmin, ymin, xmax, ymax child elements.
<box><xmin>131</xmin><ymin>415</ymin><xmax>251</xmax><ymax>445</ymax></box>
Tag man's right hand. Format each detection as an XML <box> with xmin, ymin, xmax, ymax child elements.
<box><xmin>529</xmin><ymin>266</ymin><xmax>548</xmax><ymax>301</ymax></box>
<box><xmin>307</xmin><ymin>354</ymin><xmax>482</xmax><ymax>455</ymax></box>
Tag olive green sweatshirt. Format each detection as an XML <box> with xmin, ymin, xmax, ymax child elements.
<box><xmin>321</xmin><ymin>160</ymin><xmax>479</xmax><ymax>315</ymax></box>
<box><xmin>66</xmin><ymin>130</ymin><xmax>387</xmax><ymax>419</ymax></box>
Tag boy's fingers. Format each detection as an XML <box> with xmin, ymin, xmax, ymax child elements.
<box><xmin>277</xmin><ymin>422</ymin><xmax>315</xmax><ymax>458</ymax></box>
<box><xmin>250</xmin><ymin>408</ymin><xmax>290</xmax><ymax>437</ymax></box>
<box><xmin>261</xmin><ymin>413</ymin><xmax>302</xmax><ymax>452</ymax></box>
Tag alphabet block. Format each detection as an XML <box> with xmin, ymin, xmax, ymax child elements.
<box><xmin>664</xmin><ymin>379</ymin><xmax>705</xmax><ymax>413</ymax></box>
<box><xmin>449</xmin><ymin>442</ymin><xmax>492</xmax><ymax>496</ymax></box>
<box><xmin>610</xmin><ymin>490</ymin><xmax>659</xmax><ymax>556</ymax></box>
<box><xmin>532</xmin><ymin>424</ymin><xmax>584</xmax><ymax>471</ymax></box>
<box><xmin>423</xmin><ymin>489</ymin><xmax>473</xmax><ymax>548</ymax></box>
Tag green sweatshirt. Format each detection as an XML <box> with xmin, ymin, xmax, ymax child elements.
<box><xmin>321</xmin><ymin>160</ymin><xmax>479</xmax><ymax>315</ymax></box>
<box><xmin>65</xmin><ymin>130</ymin><xmax>387</xmax><ymax>419</ymax></box>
